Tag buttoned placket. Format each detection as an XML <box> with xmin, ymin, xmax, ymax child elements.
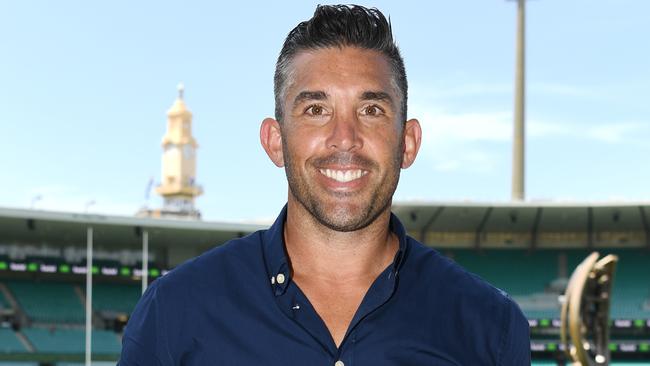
<box><xmin>270</xmin><ymin>263</ymin><xmax>401</xmax><ymax>365</ymax></box>
<box><xmin>263</xmin><ymin>207</ymin><xmax>408</xmax><ymax>365</ymax></box>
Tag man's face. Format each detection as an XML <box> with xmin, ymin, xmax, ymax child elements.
<box><xmin>262</xmin><ymin>47</ymin><xmax>420</xmax><ymax>232</ymax></box>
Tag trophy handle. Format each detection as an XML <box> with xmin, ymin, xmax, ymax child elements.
<box><xmin>560</xmin><ymin>252</ymin><xmax>618</xmax><ymax>366</ymax></box>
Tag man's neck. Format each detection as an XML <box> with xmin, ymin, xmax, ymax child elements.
<box><xmin>283</xmin><ymin>198</ymin><xmax>398</xmax><ymax>284</ymax></box>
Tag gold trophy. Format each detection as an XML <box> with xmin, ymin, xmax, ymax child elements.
<box><xmin>560</xmin><ymin>252</ymin><xmax>618</xmax><ymax>365</ymax></box>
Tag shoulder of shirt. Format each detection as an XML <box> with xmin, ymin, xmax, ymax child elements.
<box><xmin>403</xmin><ymin>238</ymin><xmax>530</xmax><ymax>362</ymax></box>
<box><xmin>122</xmin><ymin>230</ymin><xmax>270</xmax><ymax>357</ymax></box>
<box><xmin>404</xmin><ymin>236</ymin><xmax>524</xmax><ymax>313</ymax></box>
<box><xmin>148</xmin><ymin>229</ymin><xmax>267</xmax><ymax>292</ymax></box>
<box><xmin>404</xmin><ymin>237</ymin><xmax>529</xmax><ymax>354</ymax></box>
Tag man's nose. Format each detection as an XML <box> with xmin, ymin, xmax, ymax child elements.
<box><xmin>325</xmin><ymin>113</ymin><xmax>363</xmax><ymax>152</ymax></box>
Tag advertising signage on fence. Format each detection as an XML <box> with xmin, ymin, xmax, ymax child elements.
<box><xmin>0</xmin><ymin>260</ymin><xmax>166</xmax><ymax>279</ymax></box>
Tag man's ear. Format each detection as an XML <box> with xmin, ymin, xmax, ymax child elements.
<box><xmin>401</xmin><ymin>118</ymin><xmax>422</xmax><ymax>169</ymax></box>
<box><xmin>260</xmin><ymin>118</ymin><xmax>285</xmax><ymax>167</ymax></box>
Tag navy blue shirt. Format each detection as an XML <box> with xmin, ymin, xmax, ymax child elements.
<box><xmin>119</xmin><ymin>207</ymin><xmax>530</xmax><ymax>365</ymax></box>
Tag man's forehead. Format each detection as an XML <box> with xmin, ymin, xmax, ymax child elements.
<box><xmin>285</xmin><ymin>47</ymin><xmax>398</xmax><ymax>100</ymax></box>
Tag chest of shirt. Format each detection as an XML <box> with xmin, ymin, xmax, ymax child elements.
<box><xmin>177</xmin><ymin>317</ymin><xmax>469</xmax><ymax>366</ymax></box>
<box><xmin>172</xmin><ymin>287</ymin><xmax>497</xmax><ymax>366</ymax></box>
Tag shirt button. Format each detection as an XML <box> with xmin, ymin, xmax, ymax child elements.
<box><xmin>276</xmin><ymin>273</ymin><xmax>286</xmax><ymax>284</ymax></box>
<box><xmin>270</xmin><ymin>276</ymin><xmax>275</xmax><ymax>284</ymax></box>
<box><xmin>334</xmin><ymin>361</ymin><xmax>344</xmax><ymax>366</ymax></box>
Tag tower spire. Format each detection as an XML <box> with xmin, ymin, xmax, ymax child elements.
<box><xmin>177</xmin><ymin>82</ymin><xmax>184</xmax><ymax>100</ymax></box>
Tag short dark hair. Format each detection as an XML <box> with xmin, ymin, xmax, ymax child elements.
<box><xmin>274</xmin><ymin>4</ymin><xmax>407</xmax><ymax>122</ymax></box>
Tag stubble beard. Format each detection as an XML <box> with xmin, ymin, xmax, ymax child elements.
<box><xmin>282</xmin><ymin>143</ymin><xmax>403</xmax><ymax>233</ymax></box>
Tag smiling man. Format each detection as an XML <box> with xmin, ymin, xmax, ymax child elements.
<box><xmin>119</xmin><ymin>5</ymin><xmax>530</xmax><ymax>365</ymax></box>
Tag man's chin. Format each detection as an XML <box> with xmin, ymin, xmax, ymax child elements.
<box><xmin>288</xmin><ymin>185</ymin><xmax>388</xmax><ymax>232</ymax></box>
<box><xmin>311</xmin><ymin>203</ymin><xmax>375</xmax><ymax>232</ymax></box>
<box><xmin>315</xmin><ymin>216</ymin><xmax>369</xmax><ymax>232</ymax></box>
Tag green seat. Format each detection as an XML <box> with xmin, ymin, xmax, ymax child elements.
<box><xmin>22</xmin><ymin>327</ymin><xmax>120</xmax><ymax>355</ymax></box>
<box><xmin>0</xmin><ymin>288</ymin><xmax>10</xmax><ymax>311</ymax></box>
<box><xmin>449</xmin><ymin>249</ymin><xmax>650</xmax><ymax>320</ymax></box>
<box><xmin>450</xmin><ymin>249</ymin><xmax>558</xmax><ymax>296</ymax></box>
<box><xmin>7</xmin><ymin>281</ymin><xmax>85</xmax><ymax>324</ymax></box>
<box><xmin>92</xmin><ymin>284</ymin><xmax>141</xmax><ymax>315</ymax></box>
<box><xmin>0</xmin><ymin>327</ymin><xmax>27</xmax><ymax>353</ymax></box>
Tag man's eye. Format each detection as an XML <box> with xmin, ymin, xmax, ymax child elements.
<box><xmin>363</xmin><ymin>105</ymin><xmax>384</xmax><ymax>116</ymax></box>
<box><xmin>305</xmin><ymin>105</ymin><xmax>324</xmax><ymax>116</ymax></box>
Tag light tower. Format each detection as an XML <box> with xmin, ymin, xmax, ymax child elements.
<box><xmin>137</xmin><ymin>83</ymin><xmax>203</xmax><ymax>219</ymax></box>
<box><xmin>511</xmin><ymin>0</ymin><xmax>526</xmax><ymax>201</ymax></box>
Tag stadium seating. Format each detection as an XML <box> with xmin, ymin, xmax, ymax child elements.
<box><xmin>0</xmin><ymin>290</ymin><xmax>10</xmax><ymax>311</ymax></box>
<box><xmin>57</xmin><ymin>363</ymin><xmax>118</xmax><ymax>366</ymax></box>
<box><xmin>450</xmin><ymin>249</ymin><xmax>558</xmax><ymax>295</ymax></box>
<box><xmin>21</xmin><ymin>327</ymin><xmax>120</xmax><ymax>354</ymax></box>
<box><xmin>5</xmin><ymin>281</ymin><xmax>85</xmax><ymax>324</ymax></box>
<box><xmin>450</xmin><ymin>249</ymin><xmax>650</xmax><ymax>320</ymax></box>
<box><xmin>92</xmin><ymin>284</ymin><xmax>141</xmax><ymax>315</ymax></box>
<box><xmin>0</xmin><ymin>327</ymin><xmax>27</xmax><ymax>353</ymax></box>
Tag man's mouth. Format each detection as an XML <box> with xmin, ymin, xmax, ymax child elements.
<box><xmin>318</xmin><ymin>168</ymin><xmax>368</xmax><ymax>183</ymax></box>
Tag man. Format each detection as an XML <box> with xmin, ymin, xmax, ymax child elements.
<box><xmin>119</xmin><ymin>5</ymin><xmax>530</xmax><ymax>365</ymax></box>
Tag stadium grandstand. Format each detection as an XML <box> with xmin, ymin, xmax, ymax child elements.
<box><xmin>1</xmin><ymin>203</ymin><xmax>649</xmax><ymax>365</ymax></box>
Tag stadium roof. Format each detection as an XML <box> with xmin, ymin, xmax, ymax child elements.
<box><xmin>0</xmin><ymin>206</ymin><xmax>266</xmax><ymax>249</ymax></box>
<box><xmin>1</xmin><ymin>201</ymin><xmax>649</xmax><ymax>249</ymax></box>
<box><xmin>392</xmin><ymin>200</ymin><xmax>650</xmax><ymax>234</ymax></box>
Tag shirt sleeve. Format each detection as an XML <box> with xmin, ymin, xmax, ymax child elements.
<box><xmin>118</xmin><ymin>280</ymin><xmax>173</xmax><ymax>366</ymax></box>
<box><xmin>119</xmin><ymin>335</ymin><xmax>164</xmax><ymax>366</ymax></box>
<box><xmin>498</xmin><ymin>298</ymin><xmax>531</xmax><ymax>366</ymax></box>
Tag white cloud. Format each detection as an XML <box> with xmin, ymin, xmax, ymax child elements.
<box><xmin>530</xmin><ymin>82</ymin><xmax>601</xmax><ymax>98</ymax></box>
<box><xmin>421</xmin><ymin>109</ymin><xmax>512</xmax><ymax>143</ymax></box>
<box><xmin>585</xmin><ymin>122</ymin><xmax>649</xmax><ymax>144</ymax></box>
<box><xmin>528</xmin><ymin>120</ymin><xmax>650</xmax><ymax>145</ymax></box>
<box><xmin>413</xmin><ymin>106</ymin><xmax>509</xmax><ymax>173</ymax></box>
<box><xmin>411</xmin><ymin>102</ymin><xmax>650</xmax><ymax>173</ymax></box>
<box><xmin>406</xmin><ymin>80</ymin><xmax>649</xmax><ymax>175</ymax></box>
<box><xmin>527</xmin><ymin>120</ymin><xmax>573</xmax><ymax>138</ymax></box>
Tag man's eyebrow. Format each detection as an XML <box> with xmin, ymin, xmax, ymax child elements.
<box><xmin>360</xmin><ymin>91</ymin><xmax>394</xmax><ymax>106</ymax></box>
<box><xmin>293</xmin><ymin>91</ymin><xmax>328</xmax><ymax>106</ymax></box>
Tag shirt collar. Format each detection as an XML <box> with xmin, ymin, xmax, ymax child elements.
<box><xmin>262</xmin><ymin>205</ymin><xmax>409</xmax><ymax>297</ymax></box>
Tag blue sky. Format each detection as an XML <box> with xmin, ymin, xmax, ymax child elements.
<box><xmin>1</xmin><ymin>1</ymin><xmax>649</xmax><ymax>222</ymax></box>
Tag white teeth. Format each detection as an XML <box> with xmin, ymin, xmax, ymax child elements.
<box><xmin>319</xmin><ymin>169</ymin><xmax>367</xmax><ymax>183</ymax></box>
<box><xmin>344</xmin><ymin>170</ymin><xmax>352</xmax><ymax>181</ymax></box>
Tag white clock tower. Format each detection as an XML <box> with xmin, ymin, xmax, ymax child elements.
<box><xmin>139</xmin><ymin>84</ymin><xmax>203</xmax><ymax>219</ymax></box>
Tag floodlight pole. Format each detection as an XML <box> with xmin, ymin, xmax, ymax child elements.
<box><xmin>511</xmin><ymin>0</ymin><xmax>526</xmax><ymax>201</ymax></box>
<box><xmin>85</xmin><ymin>226</ymin><xmax>94</xmax><ymax>366</ymax></box>
<box><xmin>142</xmin><ymin>230</ymin><xmax>149</xmax><ymax>294</ymax></box>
